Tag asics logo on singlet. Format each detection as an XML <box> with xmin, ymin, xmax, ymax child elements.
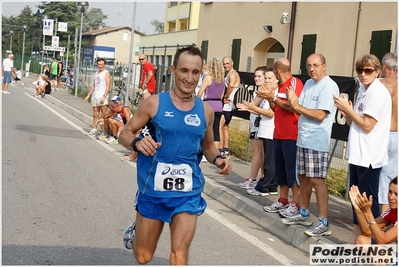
<box><xmin>161</xmin><ymin>167</ymin><xmax>171</xmax><ymax>175</ymax></box>
<box><xmin>184</xmin><ymin>114</ymin><xmax>201</xmax><ymax>126</ymax></box>
<box><xmin>161</xmin><ymin>167</ymin><xmax>187</xmax><ymax>175</ymax></box>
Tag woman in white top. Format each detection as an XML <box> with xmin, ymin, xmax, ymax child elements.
<box><xmin>334</xmin><ymin>54</ymin><xmax>392</xmax><ymax>243</ymax></box>
<box><xmin>236</xmin><ymin>66</ymin><xmax>267</xmax><ymax>189</ymax></box>
<box><xmin>238</xmin><ymin>67</ymin><xmax>278</xmax><ymax>196</ymax></box>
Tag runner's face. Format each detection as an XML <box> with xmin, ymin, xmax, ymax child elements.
<box><xmin>172</xmin><ymin>53</ymin><xmax>202</xmax><ymax>95</ymax></box>
<box><xmin>388</xmin><ymin>183</ymin><xmax>397</xmax><ymax>209</ymax></box>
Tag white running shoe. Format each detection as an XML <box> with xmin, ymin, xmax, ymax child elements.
<box><xmin>263</xmin><ymin>201</ymin><xmax>288</xmax><ymax>213</ymax></box>
<box><xmin>87</xmin><ymin>129</ymin><xmax>97</xmax><ymax>137</ymax></box>
<box><xmin>97</xmin><ymin>133</ymin><xmax>107</xmax><ymax>141</ymax></box>
<box><xmin>246</xmin><ymin>188</ymin><xmax>269</xmax><ymax>196</ymax></box>
<box><xmin>279</xmin><ymin>202</ymin><xmax>299</xmax><ymax>218</ymax></box>
<box><xmin>123</xmin><ymin>221</ymin><xmax>136</xmax><ymax>249</ymax></box>
<box><xmin>238</xmin><ymin>178</ymin><xmax>257</xmax><ymax>189</ymax></box>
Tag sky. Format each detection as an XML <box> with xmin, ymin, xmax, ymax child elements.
<box><xmin>2</xmin><ymin>0</ymin><xmax>166</xmax><ymax>35</ymax></box>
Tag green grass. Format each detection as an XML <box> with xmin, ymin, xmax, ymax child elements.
<box><xmin>229</xmin><ymin>128</ymin><xmax>348</xmax><ymax>199</ymax></box>
<box><xmin>326</xmin><ymin>168</ymin><xmax>348</xmax><ymax>198</ymax></box>
<box><xmin>68</xmin><ymin>86</ymin><xmax>89</xmax><ymax>99</ymax></box>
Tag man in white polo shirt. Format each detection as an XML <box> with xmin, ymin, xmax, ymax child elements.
<box><xmin>2</xmin><ymin>54</ymin><xmax>16</xmax><ymax>94</ymax></box>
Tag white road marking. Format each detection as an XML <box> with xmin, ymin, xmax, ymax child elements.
<box><xmin>205</xmin><ymin>207</ymin><xmax>295</xmax><ymax>265</ymax></box>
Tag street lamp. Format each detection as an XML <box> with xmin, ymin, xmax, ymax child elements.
<box><xmin>75</xmin><ymin>1</ymin><xmax>89</xmax><ymax>97</ymax></box>
<box><xmin>31</xmin><ymin>22</ymin><xmax>38</xmax><ymax>57</ymax></box>
<box><xmin>21</xmin><ymin>25</ymin><xmax>27</xmax><ymax>76</ymax></box>
<box><xmin>9</xmin><ymin>30</ymin><xmax>14</xmax><ymax>52</ymax></box>
<box><xmin>38</xmin><ymin>10</ymin><xmax>48</xmax><ymax>74</ymax></box>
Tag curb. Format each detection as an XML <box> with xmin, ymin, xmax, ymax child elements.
<box><xmin>203</xmin><ymin>177</ymin><xmax>334</xmax><ymax>254</ymax></box>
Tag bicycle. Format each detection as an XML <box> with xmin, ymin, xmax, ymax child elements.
<box><xmin>60</xmin><ymin>70</ymin><xmax>70</xmax><ymax>91</ymax></box>
<box><xmin>113</xmin><ymin>79</ymin><xmax>143</xmax><ymax>109</ymax></box>
<box><xmin>113</xmin><ymin>79</ymin><xmax>133</xmax><ymax>109</ymax></box>
<box><xmin>132</xmin><ymin>87</ymin><xmax>144</xmax><ymax>107</ymax></box>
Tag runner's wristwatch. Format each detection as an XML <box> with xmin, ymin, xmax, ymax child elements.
<box><xmin>213</xmin><ymin>155</ymin><xmax>227</xmax><ymax>165</ymax></box>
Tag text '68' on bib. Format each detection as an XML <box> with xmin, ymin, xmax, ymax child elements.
<box><xmin>154</xmin><ymin>162</ymin><xmax>193</xmax><ymax>192</ymax></box>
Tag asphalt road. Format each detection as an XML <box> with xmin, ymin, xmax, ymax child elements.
<box><xmin>2</xmin><ymin>84</ymin><xmax>309</xmax><ymax>265</ymax></box>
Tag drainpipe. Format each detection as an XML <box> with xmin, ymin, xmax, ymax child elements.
<box><xmin>351</xmin><ymin>2</ymin><xmax>361</xmax><ymax>77</ymax></box>
<box><xmin>287</xmin><ymin>2</ymin><xmax>297</xmax><ymax>62</ymax></box>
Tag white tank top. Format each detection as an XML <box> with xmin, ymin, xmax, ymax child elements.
<box><xmin>92</xmin><ymin>70</ymin><xmax>109</xmax><ymax>98</ymax></box>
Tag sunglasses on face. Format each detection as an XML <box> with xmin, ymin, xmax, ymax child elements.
<box><xmin>356</xmin><ymin>68</ymin><xmax>375</xmax><ymax>75</ymax></box>
<box><xmin>139</xmin><ymin>58</ymin><xmax>145</xmax><ymax>61</ymax></box>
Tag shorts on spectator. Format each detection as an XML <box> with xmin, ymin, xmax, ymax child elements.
<box><xmin>3</xmin><ymin>71</ymin><xmax>12</xmax><ymax>84</ymax></box>
<box><xmin>222</xmin><ymin>111</ymin><xmax>234</xmax><ymax>125</ymax></box>
<box><xmin>297</xmin><ymin>147</ymin><xmax>328</xmax><ymax>178</ymax></box>
<box><xmin>91</xmin><ymin>97</ymin><xmax>109</xmax><ymax>107</ymax></box>
<box><xmin>49</xmin><ymin>74</ymin><xmax>56</xmax><ymax>80</ymax></box>
<box><xmin>136</xmin><ymin>192</ymin><xmax>207</xmax><ymax>223</ymax></box>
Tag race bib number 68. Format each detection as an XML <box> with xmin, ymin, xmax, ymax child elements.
<box><xmin>154</xmin><ymin>162</ymin><xmax>193</xmax><ymax>192</ymax></box>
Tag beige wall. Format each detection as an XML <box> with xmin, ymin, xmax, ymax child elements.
<box><xmin>165</xmin><ymin>2</ymin><xmax>201</xmax><ymax>32</ymax></box>
<box><xmin>189</xmin><ymin>2</ymin><xmax>201</xmax><ymax>30</ymax></box>
<box><xmin>197</xmin><ymin>2</ymin><xmax>397</xmax><ymax>76</ymax></box>
<box><xmin>139</xmin><ymin>30</ymin><xmax>198</xmax><ymax>64</ymax></box>
<box><xmin>92</xmin><ymin>30</ymin><xmax>142</xmax><ymax>66</ymax></box>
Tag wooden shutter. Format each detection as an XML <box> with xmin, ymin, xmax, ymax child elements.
<box><xmin>232</xmin><ymin>39</ymin><xmax>241</xmax><ymax>70</ymax></box>
<box><xmin>300</xmin><ymin>34</ymin><xmax>317</xmax><ymax>74</ymax></box>
<box><xmin>370</xmin><ymin>30</ymin><xmax>392</xmax><ymax>62</ymax></box>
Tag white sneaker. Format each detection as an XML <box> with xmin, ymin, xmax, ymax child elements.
<box><xmin>246</xmin><ymin>188</ymin><xmax>269</xmax><ymax>196</ymax></box>
<box><xmin>3</xmin><ymin>91</ymin><xmax>10</xmax><ymax>94</ymax></box>
<box><xmin>263</xmin><ymin>201</ymin><xmax>288</xmax><ymax>213</ymax></box>
<box><xmin>105</xmin><ymin>136</ymin><xmax>118</xmax><ymax>144</ymax></box>
<box><xmin>279</xmin><ymin>202</ymin><xmax>299</xmax><ymax>218</ymax></box>
<box><xmin>238</xmin><ymin>178</ymin><xmax>257</xmax><ymax>189</ymax></box>
<box><xmin>87</xmin><ymin>129</ymin><xmax>97</xmax><ymax>137</ymax></box>
<box><xmin>97</xmin><ymin>133</ymin><xmax>107</xmax><ymax>141</ymax></box>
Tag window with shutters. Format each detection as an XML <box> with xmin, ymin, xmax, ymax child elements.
<box><xmin>370</xmin><ymin>30</ymin><xmax>392</xmax><ymax>62</ymax></box>
<box><xmin>300</xmin><ymin>34</ymin><xmax>317</xmax><ymax>74</ymax></box>
<box><xmin>232</xmin><ymin>39</ymin><xmax>241</xmax><ymax>70</ymax></box>
<box><xmin>201</xmin><ymin>40</ymin><xmax>209</xmax><ymax>62</ymax></box>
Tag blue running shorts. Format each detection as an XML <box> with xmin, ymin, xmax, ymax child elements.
<box><xmin>136</xmin><ymin>192</ymin><xmax>207</xmax><ymax>223</ymax></box>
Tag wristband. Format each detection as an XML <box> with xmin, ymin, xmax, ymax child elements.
<box><xmin>130</xmin><ymin>137</ymin><xmax>141</xmax><ymax>152</ymax></box>
<box><xmin>213</xmin><ymin>154</ymin><xmax>227</xmax><ymax>165</ymax></box>
<box><xmin>272</xmin><ymin>96</ymin><xmax>277</xmax><ymax>103</ymax></box>
<box><xmin>367</xmin><ymin>221</ymin><xmax>376</xmax><ymax>226</ymax></box>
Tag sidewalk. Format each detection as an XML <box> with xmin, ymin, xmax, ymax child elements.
<box><xmin>21</xmin><ymin>74</ymin><xmax>353</xmax><ymax>254</ymax></box>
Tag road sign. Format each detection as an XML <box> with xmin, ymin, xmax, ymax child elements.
<box><xmin>44</xmin><ymin>46</ymin><xmax>65</xmax><ymax>52</ymax></box>
<box><xmin>58</xmin><ymin>22</ymin><xmax>68</xmax><ymax>32</ymax></box>
<box><xmin>52</xmin><ymin>36</ymin><xmax>59</xmax><ymax>47</ymax></box>
<box><xmin>43</xmin><ymin>19</ymin><xmax>54</xmax><ymax>36</ymax></box>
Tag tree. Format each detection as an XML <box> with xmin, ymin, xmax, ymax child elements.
<box><xmin>150</xmin><ymin>19</ymin><xmax>164</xmax><ymax>34</ymax></box>
<box><xmin>2</xmin><ymin>2</ymin><xmax>109</xmax><ymax>63</ymax></box>
<box><xmin>84</xmin><ymin>8</ymin><xmax>108</xmax><ymax>32</ymax></box>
